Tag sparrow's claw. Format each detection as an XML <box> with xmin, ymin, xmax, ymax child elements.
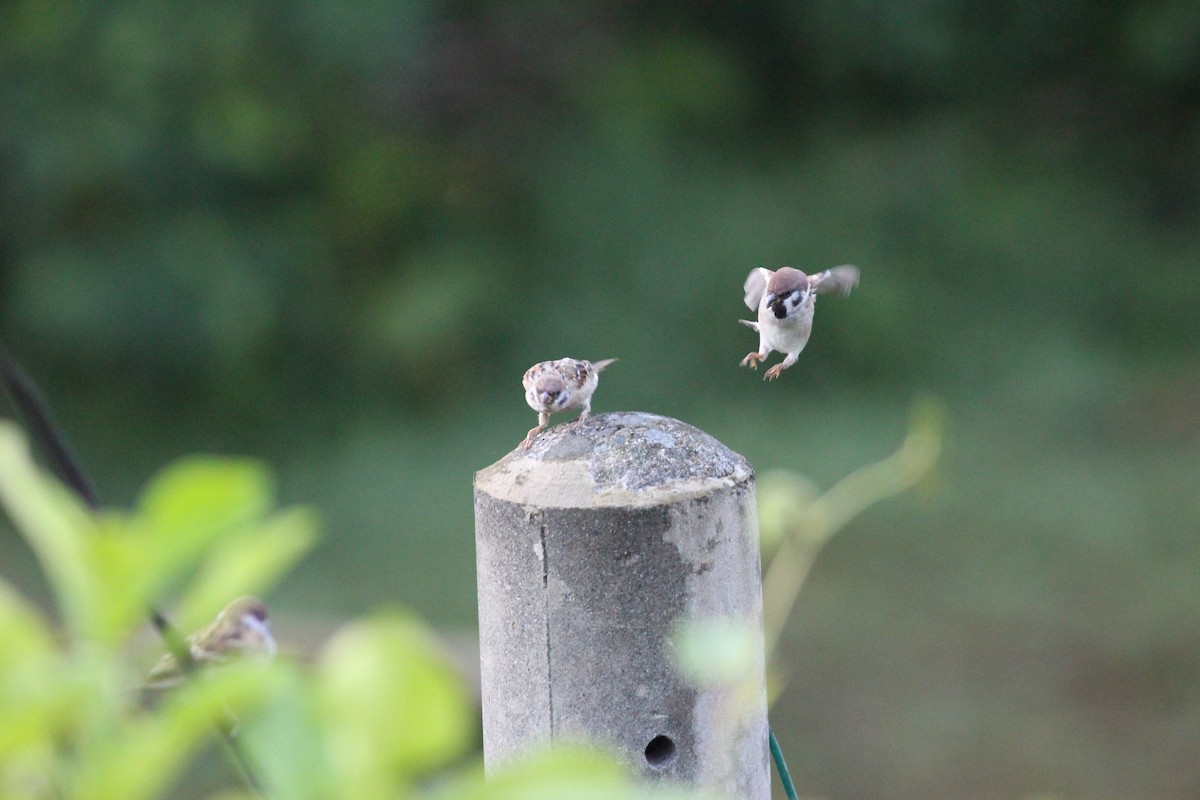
<box><xmin>740</xmin><ymin>352</ymin><xmax>764</xmax><ymax>369</ymax></box>
<box><xmin>764</xmin><ymin>364</ymin><xmax>785</xmax><ymax>381</ymax></box>
<box><xmin>521</xmin><ymin>427</ymin><xmax>543</xmax><ymax>450</ymax></box>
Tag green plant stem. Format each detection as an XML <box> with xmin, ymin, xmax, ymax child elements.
<box><xmin>762</xmin><ymin>399</ymin><xmax>943</xmax><ymax>659</ymax></box>
<box><xmin>218</xmin><ymin>716</ymin><xmax>266</xmax><ymax>795</ymax></box>
<box><xmin>0</xmin><ymin>344</ymin><xmax>100</xmax><ymax>508</ymax></box>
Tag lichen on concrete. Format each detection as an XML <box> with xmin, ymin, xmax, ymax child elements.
<box><xmin>475</xmin><ymin>412</ymin><xmax>754</xmax><ymax>508</ymax></box>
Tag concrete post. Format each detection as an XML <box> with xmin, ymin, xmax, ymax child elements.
<box><xmin>473</xmin><ymin>412</ymin><xmax>769</xmax><ymax>797</ymax></box>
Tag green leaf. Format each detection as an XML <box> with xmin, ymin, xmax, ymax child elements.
<box><xmin>137</xmin><ymin>457</ymin><xmax>273</xmax><ymax>536</ymax></box>
<box><xmin>91</xmin><ymin>458</ymin><xmax>306</xmax><ymax>643</ymax></box>
<box><xmin>240</xmin><ymin>669</ymin><xmax>333</xmax><ymax>800</ymax></box>
<box><xmin>440</xmin><ymin>746</ymin><xmax>708</xmax><ymax>800</ymax></box>
<box><xmin>444</xmin><ymin>747</ymin><xmax>625</xmax><ymax>800</ymax></box>
<box><xmin>0</xmin><ymin>578</ymin><xmax>55</xmax><ymax>667</ymax></box>
<box><xmin>0</xmin><ymin>422</ymin><xmax>100</xmax><ymax>640</ymax></box>
<box><xmin>70</xmin><ymin>661</ymin><xmax>281</xmax><ymax>800</ymax></box>
<box><xmin>0</xmin><ymin>580</ymin><xmax>72</xmax><ymax>759</ymax></box>
<box><xmin>671</xmin><ymin>617</ymin><xmax>761</xmax><ymax>688</ymax></box>
<box><xmin>318</xmin><ymin>613</ymin><xmax>472</xmax><ymax>797</ymax></box>
<box><xmin>172</xmin><ymin>507</ymin><xmax>318</xmax><ymax>633</ymax></box>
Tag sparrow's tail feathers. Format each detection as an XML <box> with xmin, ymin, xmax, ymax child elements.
<box><xmin>592</xmin><ymin>358</ymin><xmax>618</xmax><ymax>372</ymax></box>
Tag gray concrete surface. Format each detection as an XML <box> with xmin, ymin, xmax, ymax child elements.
<box><xmin>474</xmin><ymin>411</ymin><xmax>769</xmax><ymax>797</ymax></box>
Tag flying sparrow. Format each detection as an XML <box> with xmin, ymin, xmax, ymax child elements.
<box><xmin>144</xmin><ymin>596</ymin><xmax>277</xmax><ymax>691</ymax></box>
<box><xmin>521</xmin><ymin>357</ymin><xmax>617</xmax><ymax>450</ymax></box>
<box><xmin>739</xmin><ymin>265</ymin><xmax>859</xmax><ymax>380</ymax></box>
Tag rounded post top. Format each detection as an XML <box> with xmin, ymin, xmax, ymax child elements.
<box><xmin>475</xmin><ymin>411</ymin><xmax>753</xmax><ymax>509</ymax></box>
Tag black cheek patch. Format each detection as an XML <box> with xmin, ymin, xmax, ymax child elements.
<box><xmin>770</xmin><ymin>292</ymin><xmax>795</xmax><ymax>319</ymax></box>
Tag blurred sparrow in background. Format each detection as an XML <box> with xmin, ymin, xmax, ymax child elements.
<box><xmin>144</xmin><ymin>596</ymin><xmax>276</xmax><ymax>691</ymax></box>
<box><xmin>740</xmin><ymin>265</ymin><xmax>859</xmax><ymax>380</ymax></box>
<box><xmin>521</xmin><ymin>357</ymin><xmax>617</xmax><ymax>449</ymax></box>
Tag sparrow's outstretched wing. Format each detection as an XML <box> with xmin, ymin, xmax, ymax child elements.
<box><xmin>810</xmin><ymin>265</ymin><xmax>860</xmax><ymax>296</ymax></box>
<box><xmin>743</xmin><ymin>268</ymin><xmax>773</xmax><ymax>311</ymax></box>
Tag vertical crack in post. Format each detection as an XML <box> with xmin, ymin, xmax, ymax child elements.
<box><xmin>540</xmin><ymin>523</ymin><xmax>555</xmax><ymax>740</ymax></box>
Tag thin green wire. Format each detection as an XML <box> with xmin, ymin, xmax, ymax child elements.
<box><xmin>769</xmin><ymin>725</ymin><xmax>798</xmax><ymax>800</ymax></box>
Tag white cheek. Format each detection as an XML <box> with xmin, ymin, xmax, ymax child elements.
<box><xmin>242</xmin><ymin>615</ymin><xmax>277</xmax><ymax>658</ymax></box>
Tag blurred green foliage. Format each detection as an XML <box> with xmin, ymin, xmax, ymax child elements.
<box><xmin>0</xmin><ymin>422</ymin><xmax>697</xmax><ymax>800</ymax></box>
<box><xmin>2</xmin><ymin>1</ymin><xmax>1199</xmax><ymax>797</ymax></box>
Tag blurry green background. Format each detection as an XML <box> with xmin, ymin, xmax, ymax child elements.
<box><xmin>2</xmin><ymin>1</ymin><xmax>1199</xmax><ymax>797</ymax></box>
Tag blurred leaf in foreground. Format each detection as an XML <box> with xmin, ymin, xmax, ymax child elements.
<box><xmin>318</xmin><ymin>613</ymin><xmax>474</xmax><ymax>798</ymax></box>
<box><xmin>439</xmin><ymin>744</ymin><xmax>713</xmax><ymax>800</ymax></box>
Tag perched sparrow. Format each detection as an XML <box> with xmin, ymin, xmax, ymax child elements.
<box><xmin>739</xmin><ymin>265</ymin><xmax>859</xmax><ymax>380</ymax></box>
<box><xmin>144</xmin><ymin>596</ymin><xmax>276</xmax><ymax>691</ymax></box>
<box><xmin>521</xmin><ymin>357</ymin><xmax>617</xmax><ymax>450</ymax></box>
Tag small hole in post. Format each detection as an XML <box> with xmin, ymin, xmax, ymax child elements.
<box><xmin>644</xmin><ymin>734</ymin><xmax>676</xmax><ymax>768</ymax></box>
